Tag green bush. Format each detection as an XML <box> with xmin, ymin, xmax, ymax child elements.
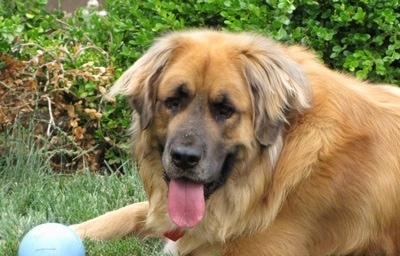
<box><xmin>97</xmin><ymin>0</ymin><xmax>400</xmax><ymax>85</ymax></box>
<box><xmin>1</xmin><ymin>0</ymin><xmax>399</xmax><ymax>170</ymax></box>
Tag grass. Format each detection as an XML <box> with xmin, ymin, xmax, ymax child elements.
<box><xmin>0</xmin><ymin>121</ymin><xmax>164</xmax><ymax>255</ymax></box>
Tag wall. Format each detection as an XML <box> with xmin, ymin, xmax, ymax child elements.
<box><xmin>46</xmin><ymin>0</ymin><xmax>105</xmax><ymax>13</ymax></box>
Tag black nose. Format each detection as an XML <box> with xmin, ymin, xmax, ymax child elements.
<box><xmin>171</xmin><ymin>146</ymin><xmax>201</xmax><ymax>170</ymax></box>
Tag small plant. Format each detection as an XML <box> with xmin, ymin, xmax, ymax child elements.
<box><xmin>0</xmin><ymin>1</ymin><xmax>131</xmax><ymax>171</ymax></box>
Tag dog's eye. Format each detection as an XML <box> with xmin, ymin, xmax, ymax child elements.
<box><xmin>215</xmin><ymin>104</ymin><xmax>234</xmax><ymax>120</ymax></box>
<box><xmin>164</xmin><ymin>97</ymin><xmax>181</xmax><ymax>110</ymax></box>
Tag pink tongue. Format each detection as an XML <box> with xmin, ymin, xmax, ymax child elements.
<box><xmin>167</xmin><ymin>178</ymin><xmax>205</xmax><ymax>228</ymax></box>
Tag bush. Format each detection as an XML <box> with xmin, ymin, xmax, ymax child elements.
<box><xmin>100</xmin><ymin>0</ymin><xmax>400</xmax><ymax>84</ymax></box>
<box><xmin>1</xmin><ymin>0</ymin><xmax>399</xmax><ymax>171</ymax></box>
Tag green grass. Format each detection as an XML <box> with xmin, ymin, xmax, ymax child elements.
<box><xmin>0</xmin><ymin>122</ymin><xmax>164</xmax><ymax>255</ymax></box>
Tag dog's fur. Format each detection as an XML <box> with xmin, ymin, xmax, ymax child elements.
<box><xmin>70</xmin><ymin>30</ymin><xmax>400</xmax><ymax>255</ymax></box>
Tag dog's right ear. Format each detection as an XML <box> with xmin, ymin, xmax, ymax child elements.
<box><xmin>107</xmin><ymin>35</ymin><xmax>178</xmax><ymax>130</ymax></box>
<box><xmin>237</xmin><ymin>34</ymin><xmax>312</xmax><ymax>147</ymax></box>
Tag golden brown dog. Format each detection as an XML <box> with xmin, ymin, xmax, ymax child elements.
<box><xmin>70</xmin><ymin>30</ymin><xmax>400</xmax><ymax>255</ymax></box>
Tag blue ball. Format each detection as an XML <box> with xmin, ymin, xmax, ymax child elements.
<box><xmin>18</xmin><ymin>223</ymin><xmax>85</xmax><ymax>256</ymax></box>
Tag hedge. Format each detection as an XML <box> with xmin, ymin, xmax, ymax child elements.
<box><xmin>0</xmin><ymin>0</ymin><xmax>399</xmax><ymax>171</ymax></box>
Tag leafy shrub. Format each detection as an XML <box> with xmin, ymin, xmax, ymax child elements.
<box><xmin>99</xmin><ymin>0</ymin><xmax>400</xmax><ymax>84</ymax></box>
<box><xmin>1</xmin><ymin>0</ymin><xmax>399</xmax><ymax>171</ymax></box>
<box><xmin>275</xmin><ymin>0</ymin><xmax>400</xmax><ymax>84</ymax></box>
<box><xmin>0</xmin><ymin>1</ymin><xmax>126</xmax><ymax>172</ymax></box>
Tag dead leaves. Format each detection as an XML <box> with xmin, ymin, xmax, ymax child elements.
<box><xmin>0</xmin><ymin>54</ymin><xmax>37</xmax><ymax>127</ymax></box>
<box><xmin>84</xmin><ymin>108</ymin><xmax>102</xmax><ymax>120</ymax></box>
<box><xmin>0</xmin><ymin>44</ymin><xmax>116</xmax><ymax>172</ymax></box>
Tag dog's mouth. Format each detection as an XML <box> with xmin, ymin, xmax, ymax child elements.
<box><xmin>163</xmin><ymin>153</ymin><xmax>236</xmax><ymax>199</ymax></box>
<box><xmin>163</xmin><ymin>153</ymin><xmax>236</xmax><ymax>228</ymax></box>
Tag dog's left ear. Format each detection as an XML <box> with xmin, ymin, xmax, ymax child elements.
<box><xmin>107</xmin><ymin>34</ymin><xmax>180</xmax><ymax>130</ymax></box>
<box><xmin>238</xmin><ymin>34</ymin><xmax>312</xmax><ymax>146</ymax></box>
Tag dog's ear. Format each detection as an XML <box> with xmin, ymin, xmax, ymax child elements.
<box><xmin>238</xmin><ymin>34</ymin><xmax>312</xmax><ymax>146</ymax></box>
<box><xmin>107</xmin><ymin>35</ymin><xmax>179</xmax><ymax>130</ymax></box>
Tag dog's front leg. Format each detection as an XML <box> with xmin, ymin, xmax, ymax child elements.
<box><xmin>70</xmin><ymin>201</ymin><xmax>153</xmax><ymax>240</ymax></box>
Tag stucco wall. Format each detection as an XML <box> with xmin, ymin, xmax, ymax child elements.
<box><xmin>46</xmin><ymin>0</ymin><xmax>105</xmax><ymax>13</ymax></box>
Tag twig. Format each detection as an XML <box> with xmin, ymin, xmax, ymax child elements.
<box><xmin>55</xmin><ymin>18</ymin><xmax>94</xmax><ymax>43</ymax></box>
<box><xmin>19</xmin><ymin>43</ymin><xmax>57</xmax><ymax>59</ymax></box>
<box><xmin>75</xmin><ymin>45</ymin><xmax>109</xmax><ymax>65</ymax></box>
<box><xmin>20</xmin><ymin>43</ymin><xmax>75</xmax><ymax>64</ymax></box>
<box><xmin>42</xmin><ymin>95</ymin><xmax>55</xmax><ymax>137</ymax></box>
<box><xmin>0</xmin><ymin>81</ymin><xmax>15</xmax><ymax>92</ymax></box>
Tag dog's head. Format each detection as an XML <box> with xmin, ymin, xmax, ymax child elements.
<box><xmin>109</xmin><ymin>30</ymin><xmax>311</xmax><ymax>229</ymax></box>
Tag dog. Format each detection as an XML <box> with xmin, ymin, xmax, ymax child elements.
<box><xmin>70</xmin><ymin>30</ymin><xmax>400</xmax><ymax>255</ymax></box>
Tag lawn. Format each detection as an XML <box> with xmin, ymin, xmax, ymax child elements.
<box><xmin>0</xmin><ymin>123</ymin><xmax>164</xmax><ymax>255</ymax></box>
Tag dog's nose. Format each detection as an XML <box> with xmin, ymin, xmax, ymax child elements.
<box><xmin>171</xmin><ymin>146</ymin><xmax>201</xmax><ymax>170</ymax></box>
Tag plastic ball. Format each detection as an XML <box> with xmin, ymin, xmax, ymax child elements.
<box><xmin>18</xmin><ymin>223</ymin><xmax>85</xmax><ymax>256</ymax></box>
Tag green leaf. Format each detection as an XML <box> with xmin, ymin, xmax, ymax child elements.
<box><xmin>223</xmin><ymin>1</ymin><xmax>231</xmax><ymax>7</ymax></box>
<box><xmin>25</xmin><ymin>13</ymin><xmax>35</xmax><ymax>19</ymax></box>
